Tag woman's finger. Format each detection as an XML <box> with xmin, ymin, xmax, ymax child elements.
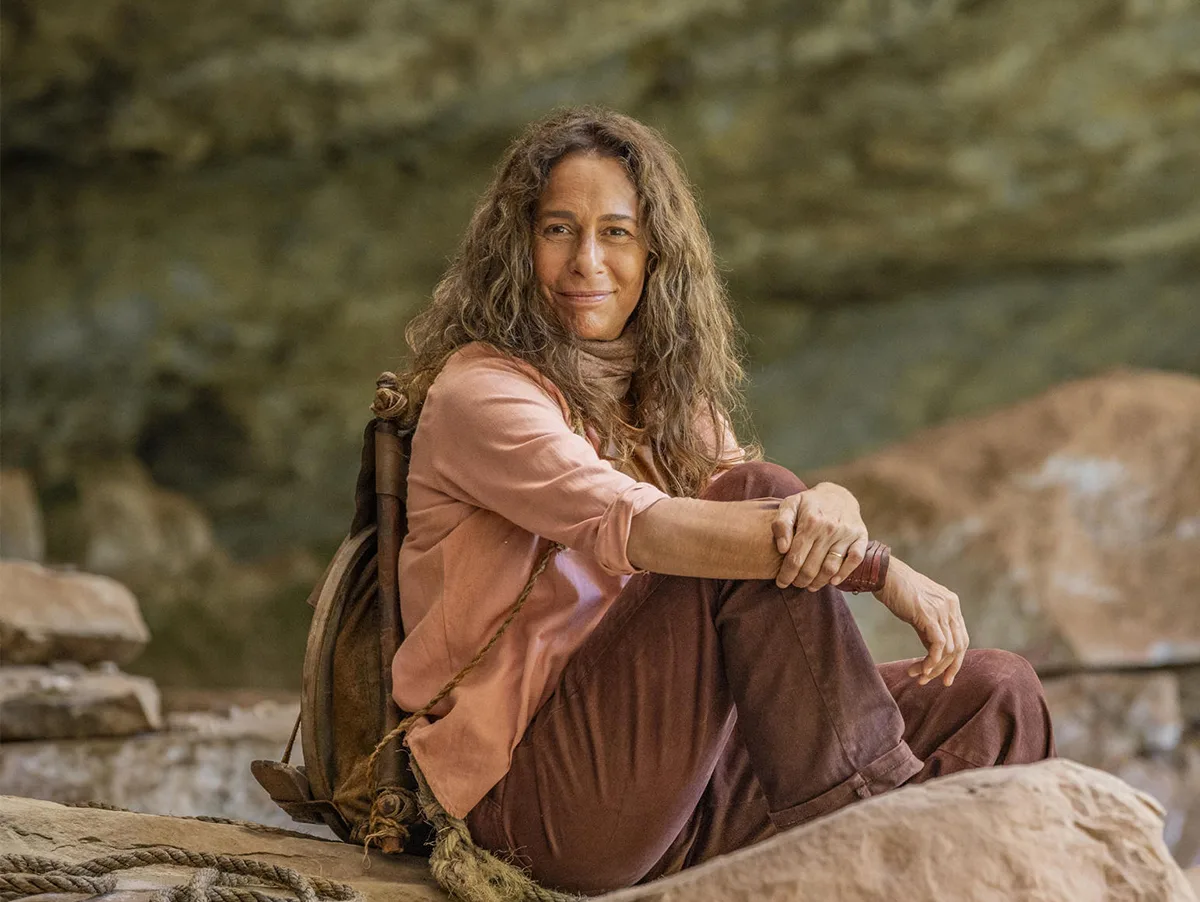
<box><xmin>776</xmin><ymin>533</ymin><xmax>816</xmax><ymax>588</ymax></box>
<box><xmin>831</xmin><ymin>535</ymin><xmax>868</xmax><ymax>586</ymax></box>
<box><xmin>924</xmin><ymin>616</ymin><xmax>958</xmax><ymax>684</ymax></box>
<box><xmin>806</xmin><ymin>536</ymin><xmax>853</xmax><ymax>592</ymax></box>
<box><xmin>794</xmin><ymin>530</ymin><xmax>837</xmax><ymax>590</ymax></box>
<box><xmin>945</xmin><ymin>608</ymin><xmax>970</xmax><ymax>686</ymax></box>
<box><xmin>917</xmin><ymin>620</ymin><xmax>947</xmax><ymax>685</ymax></box>
<box><xmin>771</xmin><ymin>497</ymin><xmax>799</xmax><ymax>555</ymax></box>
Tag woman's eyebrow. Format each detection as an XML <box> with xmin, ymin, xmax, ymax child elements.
<box><xmin>536</xmin><ymin>210</ymin><xmax>637</xmax><ymax>223</ymax></box>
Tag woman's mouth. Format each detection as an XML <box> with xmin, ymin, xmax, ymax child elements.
<box><xmin>555</xmin><ymin>291</ymin><xmax>612</xmax><ymax>306</ymax></box>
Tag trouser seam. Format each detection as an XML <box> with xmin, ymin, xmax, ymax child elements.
<box><xmin>775</xmin><ymin>583</ymin><xmax>858</xmax><ymax>778</ymax></box>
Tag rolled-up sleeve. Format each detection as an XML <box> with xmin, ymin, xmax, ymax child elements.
<box><xmin>420</xmin><ymin>352</ymin><xmax>669</xmax><ymax>575</ymax></box>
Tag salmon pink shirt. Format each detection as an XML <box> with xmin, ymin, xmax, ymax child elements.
<box><xmin>392</xmin><ymin>342</ymin><xmax>739</xmax><ymax>819</ymax></box>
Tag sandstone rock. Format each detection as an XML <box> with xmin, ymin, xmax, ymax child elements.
<box><xmin>0</xmin><ymin>664</ymin><xmax>161</xmax><ymax>741</ymax></box>
<box><xmin>606</xmin><ymin>760</ymin><xmax>1195</xmax><ymax>902</ymax></box>
<box><xmin>823</xmin><ymin>371</ymin><xmax>1200</xmax><ymax>669</ymax></box>
<box><xmin>1</xmin><ymin>760</ymin><xmax>1193</xmax><ymax>901</ymax></box>
<box><xmin>0</xmin><ymin>794</ymin><xmax>439</xmax><ymax>902</ymax></box>
<box><xmin>1044</xmin><ymin>670</ymin><xmax>1183</xmax><ymax>768</ymax></box>
<box><xmin>0</xmin><ymin>468</ymin><xmax>43</xmax><ymax>561</ymax></box>
<box><xmin>0</xmin><ymin>560</ymin><xmax>149</xmax><ymax>665</ymax></box>
<box><xmin>0</xmin><ymin>762</ymin><xmax>1190</xmax><ymax>902</ymax></box>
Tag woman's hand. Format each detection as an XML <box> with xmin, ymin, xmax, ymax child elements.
<box><xmin>771</xmin><ymin>483</ymin><xmax>869</xmax><ymax>591</ymax></box>
<box><xmin>874</xmin><ymin>558</ymin><xmax>969</xmax><ymax>686</ymax></box>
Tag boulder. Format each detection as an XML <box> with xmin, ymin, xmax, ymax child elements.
<box><xmin>0</xmin><ymin>560</ymin><xmax>150</xmax><ymax>665</ymax></box>
<box><xmin>0</xmin><ymin>664</ymin><xmax>161</xmax><ymax>741</ymax></box>
<box><xmin>607</xmin><ymin>760</ymin><xmax>1195</xmax><ymax>902</ymax></box>
<box><xmin>0</xmin><ymin>468</ymin><xmax>43</xmax><ymax>561</ymax></box>
<box><xmin>1</xmin><ymin>760</ymin><xmax>1194</xmax><ymax>901</ymax></box>
<box><xmin>822</xmin><ymin>371</ymin><xmax>1200</xmax><ymax>669</ymax></box>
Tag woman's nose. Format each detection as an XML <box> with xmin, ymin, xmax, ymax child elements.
<box><xmin>571</xmin><ymin>233</ymin><xmax>604</xmax><ymax>274</ymax></box>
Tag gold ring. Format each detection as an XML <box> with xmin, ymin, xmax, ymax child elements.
<box><xmin>827</xmin><ymin>551</ymin><xmax>844</xmax><ymax>558</ymax></box>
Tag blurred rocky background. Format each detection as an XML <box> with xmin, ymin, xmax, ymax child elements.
<box><xmin>1</xmin><ymin>0</ymin><xmax>1198</xmax><ymax>869</ymax></box>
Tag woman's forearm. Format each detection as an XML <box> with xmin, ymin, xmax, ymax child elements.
<box><xmin>627</xmin><ymin>497</ymin><xmax>785</xmax><ymax>579</ymax></box>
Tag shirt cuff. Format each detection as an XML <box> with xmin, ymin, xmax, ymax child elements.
<box><xmin>593</xmin><ymin>482</ymin><xmax>670</xmax><ymax>576</ymax></box>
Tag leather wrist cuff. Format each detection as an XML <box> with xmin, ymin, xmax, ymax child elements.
<box><xmin>839</xmin><ymin>540</ymin><xmax>890</xmax><ymax>593</ymax></box>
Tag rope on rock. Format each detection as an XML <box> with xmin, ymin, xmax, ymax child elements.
<box><xmin>0</xmin><ymin>847</ymin><xmax>364</xmax><ymax>902</ymax></box>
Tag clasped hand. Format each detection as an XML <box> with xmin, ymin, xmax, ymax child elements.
<box><xmin>771</xmin><ymin>482</ymin><xmax>868</xmax><ymax>591</ymax></box>
<box><xmin>771</xmin><ymin>482</ymin><xmax>970</xmax><ymax>687</ymax></box>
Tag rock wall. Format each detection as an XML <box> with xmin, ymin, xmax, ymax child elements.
<box><xmin>2</xmin><ymin>0</ymin><xmax>1198</xmax><ymax>690</ymax></box>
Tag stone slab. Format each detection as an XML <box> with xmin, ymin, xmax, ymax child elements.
<box><xmin>0</xmin><ymin>697</ymin><xmax>324</xmax><ymax>837</ymax></box>
<box><xmin>0</xmin><ymin>560</ymin><xmax>150</xmax><ymax>665</ymax></box>
<box><xmin>2</xmin><ymin>760</ymin><xmax>1195</xmax><ymax>902</ymax></box>
<box><xmin>0</xmin><ymin>664</ymin><xmax>162</xmax><ymax>741</ymax></box>
<box><xmin>0</xmin><ymin>795</ymin><xmax>441</xmax><ymax>902</ymax></box>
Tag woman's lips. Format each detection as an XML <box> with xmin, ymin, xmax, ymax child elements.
<box><xmin>555</xmin><ymin>290</ymin><xmax>612</xmax><ymax>306</ymax></box>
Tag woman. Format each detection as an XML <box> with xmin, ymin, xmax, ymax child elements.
<box><xmin>388</xmin><ymin>107</ymin><xmax>1054</xmax><ymax>894</ymax></box>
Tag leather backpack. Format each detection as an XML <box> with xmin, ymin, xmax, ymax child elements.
<box><xmin>251</xmin><ymin>400</ymin><xmax>431</xmax><ymax>854</ymax></box>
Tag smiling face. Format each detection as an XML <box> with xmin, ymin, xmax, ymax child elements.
<box><xmin>533</xmin><ymin>152</ymin><xmax>649</xmax><ymax>341</ymax></box>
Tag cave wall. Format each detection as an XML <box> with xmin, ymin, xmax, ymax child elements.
<box><xmin>2</xmin><ymin>0</ymin><xmax>1198</xmax><ymax>686</ymax></box>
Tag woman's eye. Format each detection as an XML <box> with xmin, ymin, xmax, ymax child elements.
<box><xmin>544</xmin><ymin>224</ymin><xmax>570</xmax><ymax>235</ymax></box>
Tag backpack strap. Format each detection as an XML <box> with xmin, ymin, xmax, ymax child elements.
<box><xmin>372</xmin><ymin>419</ymin><xmax>410</xmax><ymax>853</ymax></box>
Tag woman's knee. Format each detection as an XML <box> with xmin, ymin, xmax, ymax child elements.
<box><xmin>703</xmin><ymin>461</ymin><xmax>806</xmax><ymax>502</ymax></box>
<box><xmin>956</xmin><ymin>649</ymin><xmax>1044</xmax><ymax>704</ymax></box>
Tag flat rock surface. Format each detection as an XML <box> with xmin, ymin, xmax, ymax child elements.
<box><xmin>0</xmin><ymin>795</ymin><xmax>442</xmax><ymax>902</ymax></box>
<box><xmin>0</xmin><ymin>664</ymin><xmax>161</xmax><ymax>740</ymax></box>
<box><xmin>0</xmin><ymin>560</ymin><xmax>150</xmax><ymax>666</ymax></box>
<box><xmin>824</xmin><ymin>371</ymin><xmax>1200</xmax><ymax>669</ymax></box>
<box><xmin>2</xmin><ymin>760</ymin><xmax>1195</xmax><ymax>901</ymax></box>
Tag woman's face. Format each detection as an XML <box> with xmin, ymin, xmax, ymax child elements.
<box><xmin>533</xmin><ymin>152</ymin><xmax>649</xmax><ymax>341</ymax></box>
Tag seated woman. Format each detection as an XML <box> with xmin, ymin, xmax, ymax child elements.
<box><xmin>387</xmin><ymin>107</ymin><xmax>1054</xmax><ymax>894</ymax></box>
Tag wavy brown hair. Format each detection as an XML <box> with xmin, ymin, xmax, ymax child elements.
<box><xmin>389</xmin><ymin>107</ymin><xmax>756</xmax><ymax>498</ymax></box>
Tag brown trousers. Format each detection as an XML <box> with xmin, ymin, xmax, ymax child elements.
<box><xmin>466</xmin><ymin>462</ymin><xmax>1056</xmax><ymax>894</ymax></box>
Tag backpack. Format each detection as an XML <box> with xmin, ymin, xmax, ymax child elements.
<box><xmin>249</xmin><ymin>375</ymin><xmax>567</xmax><ymax>902</ymax></box>
<box><xmin>251</xmin><ymin>399</ymin><xmax>432</xmax><ymax>853</ymax></box>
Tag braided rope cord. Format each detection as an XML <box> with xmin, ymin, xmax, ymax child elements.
<box><xmin>361</xmin><ymin>539</ymin><xmax>580</xmax><ymax>901</ymax></box>
<box><xmin>0</xmin><ymin>847</ymin><xmax>363</xmax><ymax>902</ymax></box>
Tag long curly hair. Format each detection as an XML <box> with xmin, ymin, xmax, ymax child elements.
<box><xmin>389</xmin><ymin>107</ymin><xmax>756</xmax><ymax>498</ymax></box>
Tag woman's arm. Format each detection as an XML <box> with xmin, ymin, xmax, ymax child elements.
<box><xmin>632</xmin><ymin>498</ymin><xmax>970</xmax><ymax>686</ymax></box>
<box><xmin>627</xmin><ymin>496</ymin><xmax>783</xmax><ymax>580</ymax></box>
<box><xmin>628</xmin><ymin>482</ymin><xmax>867</xmax><ymax>588</ymax></box>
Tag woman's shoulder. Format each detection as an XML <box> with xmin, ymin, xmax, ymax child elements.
<box><xmin>430</xmin><ymin>342</ymin><xmax>570</xmax><ymax>415</ymax></box>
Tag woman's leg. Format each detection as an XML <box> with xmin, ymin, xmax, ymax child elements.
<box><xmin>880</xmin><ymin>649</ymin><xmax>1056</xmax><ymax>781</ymax></box>
<box><xmin>466</xmin><ymin>462</ymin><xmax>923</xmax><ymax>893</ymax></box>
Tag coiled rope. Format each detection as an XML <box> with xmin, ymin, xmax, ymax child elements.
<box><xmin>0</xmin><ymin>846</ymin><xmax>363</xmax><ymax>902</ymax></box>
